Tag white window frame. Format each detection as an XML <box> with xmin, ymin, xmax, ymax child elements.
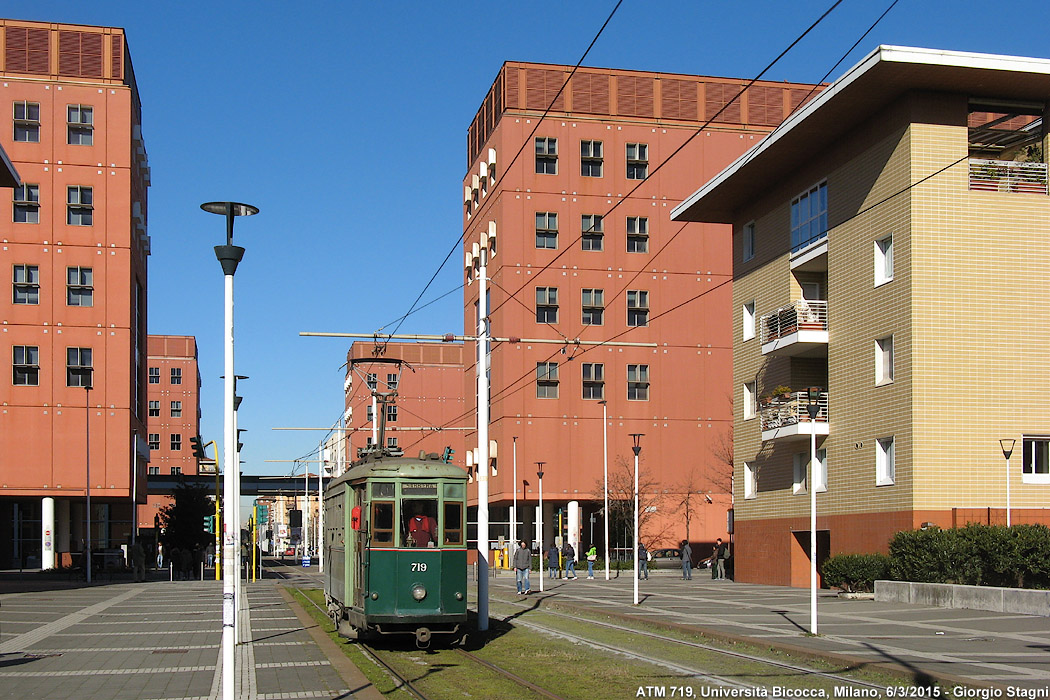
<box><xmin>742</xmin><ymin>221</ymin><xmax>755</xmax><ymax>262</ymax></box>
<box><xmin>875</xmin><ymin>335</ymin><xmax>894</xmax><ymax>386</ymax></box>
<box><xmin>1022</xmin><ymin>436</ymin><xmax>1050</xmax><ymax>484</ymax></box>
<box><xmin>743</xmin><ymin>301</ymin><xmax>756</xmax><ymax>341</ymax></box>
<box><xmin>743</xmin><ymin>381</ymin><xmax>756</xmax><ymax>420</ymax></box>
<box><xmin>875</xmin><ymin>234</ymin><xmax>894</xmax><ymax>286</ymax></box>
<box><xmin>793</xmin><ymin>449</ymin><xmax>827</xmax><ymax>494</ymax></box>
<box><xmin>627</xmin><ymin>364</ymin><xmax>649</xmax><ymax>401</ymax></box>
<box><xmin>876</xmin><ymin>436</ymin><xmax>895</xmax><ymax>486</ymax></box>
<box><xmin>744</xmin><ymin>462</ymin><xmax>756</xmax><ymax>499</ymax></box>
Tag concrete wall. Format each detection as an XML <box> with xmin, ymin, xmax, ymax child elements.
<box><xmin>876</xmin><ymin>580</ymin><xmax>1050</xmax><ymax>617</ymax></box>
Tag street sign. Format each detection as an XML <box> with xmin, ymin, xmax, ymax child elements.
<box><xmin>302</xmin><ymin>556</ymin><xmax>311</xmax><ymax>567</ymax></box>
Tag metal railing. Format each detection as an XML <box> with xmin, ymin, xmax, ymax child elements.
<box><xmin>759</xmin><ymin>300</ymin><xmax>828</xmax><ymax>345</ymax></box>
<box><xmin>760</xmin><ymin>391</ymin><xmax>829</xmax><ymax>432</ymax></box>
<box><xmin>968</xmin><ymin>158</ymin><xmax>1048</xmax><ymax>195</ymax></box>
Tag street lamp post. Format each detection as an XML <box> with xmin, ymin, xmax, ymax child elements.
<box><xmin>1000</xmin><ymin>439</ymin><xmax>1016</xmax><ymax>527</ymax></box>
<box><xmin>806</xmin><ymin>388</ymin><xmax>822</xmax><ymax>635</ymax></box>
<box><xmin>536</xmin><ymin>462</ymin><xmax>545</xmax><ymax>593</ymax></box>
<box><xmin>203</xmin><ymin>200</ymin><xmax>258</xmax><ymax>700</ymax></box>
<box><xmin>512</xmin><ymin>437</ymin><xmax>518</xmax><ymax>542</ymax></box>
<box><xmin>600</xmin><ymin>401</ymin><xmax>609</xmax><ymax>580</ymax></box>
<box><xmin>80</xmin><ymin>370</ymin><xmax>93</xmax><ymax>583</ymax></box>
<box><xmin>629</xmin><ymin>434</ymin><xmax>643</xmax><ymax>605</ymax></box>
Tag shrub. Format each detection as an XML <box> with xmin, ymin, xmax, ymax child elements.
<box><xmin>888</xmin><ymin>527</ymin><xmax>977</xmax><ymax>584</ymax></box>
<box><xmin>821</xmin><ymin>553</ymin><xmax>892</xmax><ymax>593</ymax></box>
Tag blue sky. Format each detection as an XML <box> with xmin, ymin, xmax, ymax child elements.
<box><xmin>22</xmin><ymin>0</ymin><xmax>1050</xmax><ymax>477</ymax></box>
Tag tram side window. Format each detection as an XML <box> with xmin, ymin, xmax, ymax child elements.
<box><xmin>443</xmin><ymin>502</ymin><xmax>463</xmax><ymax>545</ymax></box>
<box><xmin>371</xmin><ymin>501</ymin><xmax>394</xmax><ymax>543</ymax></box>
<box><xmin>403</xmin><ymin>499</ymin><xmax>438</xmax><ymax>547</ymax></box>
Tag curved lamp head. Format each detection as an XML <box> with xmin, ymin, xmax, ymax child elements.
<box><xmin>201</xmin><ymin>201</ymin><xmax>259</xmax><ymax>247</ymax></box>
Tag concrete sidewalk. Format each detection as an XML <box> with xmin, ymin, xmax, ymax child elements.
<box><xmin>0</xmin><ymin>577</ymin><xmax>358</xmax><ymax>700</ymax></box>
<box><xmin>487</xmin><ymin>568</ymin><xmax>1050</xmax><ymax>691</ymax></box>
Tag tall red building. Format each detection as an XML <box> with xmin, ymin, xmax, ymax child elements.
<box><xmin>0</xmin><ymin>19</ymin><xmax>149</xmax><ymax>569</ymax></box>
<box><xmin>461</xmin><ymin>62</ymin><xmax>819</xmax><ymax>557</ymax></box>
<box><xmin>139</xmin><ymin>335</ymin><xmax>201</xmax><ymax>533</ymax></box>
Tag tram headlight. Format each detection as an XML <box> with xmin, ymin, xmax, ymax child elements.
<box><xmin>370</xmin><ymin>592</ymin><xmax>379</xmax><ymax>600</ymax></box>
<box><xmin>455</xmin><ymin>592</ymin><xmax>463</xmax><ymax>601</ymax></box>
<box><xmin>411</xmin><ymin>584</ymin><xmax>427</xmax><ymax>601</ymax></box>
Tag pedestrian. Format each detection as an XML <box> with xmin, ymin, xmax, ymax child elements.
<box><xmin>680</xmin><ymin>539</ymin><xmax>692</xmax><ymax>580</ymax></box>
<box><xmin>513</xmin><ymin>539</ymin><xmax>532</xmax><ymax>594</ymax></box>
<box><xmin>156</xmin><ymin>545</ymin><xmax>164</xmax><ymax>570</ymax></box>
<box><xmin>562</xmin><ymin>541</ymin><xmax>576</xmax><ymax>579</ymax></box>
<box><xmin>547</xmin><ymin>543</ymin><xmax>559</xmax><ymax>579</ymax></box>
<box><xmin>637</xmin><ymin>541</ymin><xmax>649</xmax><ymax>580</ymax></box>
<box><xmin>586</xmin><ymin>544</ymin><xmax>597</xmax><ymax>579</ymax></box>
<box><xmin>715</xmin><ymin>538</ymin><xmax>730</xmax><ymax>580</ymax></box>
<box><xmin>130</xmin><ymin>539</ymin><xmax>146</xmax><ymax>582</ymax></box>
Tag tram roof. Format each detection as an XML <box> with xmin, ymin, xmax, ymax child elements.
<box><xmin>332</xmin><ymin>454</ymin><xmax>467</xmax><ymax>486</ymax></box>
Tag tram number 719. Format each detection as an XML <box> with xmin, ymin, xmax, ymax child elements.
<box><xmin>411</xmin><ymin>562</ymin><xmax>428</xmax><ymax>572</ymax></box>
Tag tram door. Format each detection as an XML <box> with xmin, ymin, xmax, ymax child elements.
<box><xmin>353</xmin><ymin>485</ymin><xmax>366</xmax><ymax>608</ymax></box>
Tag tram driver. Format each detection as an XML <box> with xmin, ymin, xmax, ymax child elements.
<box><xmin>405</xmin><ymin>500</ymin><xmax>437</xmax><ymax>547</ymax></box>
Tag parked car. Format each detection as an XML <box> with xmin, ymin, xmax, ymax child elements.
<box><xmin>648</xmin><ymin>548</ymin><xmax>684</xmax><ymax>569</ymax></box>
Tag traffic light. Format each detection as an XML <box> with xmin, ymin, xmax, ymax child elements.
<box><xmin>289</xmin><ymin>509</ymin><xmax>302</xmax><ymax>528</ymax></box>
<box><xmin>189</xmin><ymin>435</ymin><xmax>206</xmax><ymax>459</ymax></box>
<box><xmin>442</xmin><ymin>446</ymin><xmax>455</xmax><ymax>463</ymax></box>
<box><xmin>203</xmin><ymin>515</ymin><xmax>214</xmax><ymax>534</ymax></box>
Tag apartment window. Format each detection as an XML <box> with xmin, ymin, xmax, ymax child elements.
<box><xmin>582</xmin><ymin>363</ymin><xmax>604</xmax><ymax>400</ymax></box>
<box><xmin>793</xmin><ymin>449</ymin><xmax>828</xmax><ymax>494</ymax></box>
<box><xmin>170</xmin><ymin>466</ymin><xmax>182</xmax><ymax>476</ymax></box>
<box><xmin>148</xmin><ymin>367</ymin><xmax>160</xmax><ymax>384</ymax></box>
<box><xmin>171</xmin><ymin>367</ymin><xmax>182</xmax><ymax>385</ymax></box>
<box><xmin>148</xmin><ymin>434</ymin><xmax>160</xmax><ymax>451</ymax></box>
<box><xmin>581</xmin><ymin>288</ymin><xmax>604</xmax><ymax>326</ymax></box>
<box><xmin>1023</xmin><ymin>437</ymin><xmax>1050</xmax><ymax>483</ymax></box>
<box><xmin>386</xmin><ymin>373</ymin><xmax>398</xmax><ymax>390</ymax></box>
<box><xmin>66</xmin><ymin>347</ymin><xmax>92</xmax><ymax>387</ymax></box>
<box><xmin>743</xmin><ymin>381</ymin><xmax>756</xmax><ymax>420</ymax></box>
<box><xmin>386</xmin><ymin>404</ymin><xmax>398</xmax><ymax>422</ymax></box>
<box><xmin>387</xmin><ymin>437</ymin><xmax>398</xmax><ymax>448</ymax></box>
<box><xmin>13</xmin><ymin>264</ymin><xmax>39</xmax><ymax>304</ymax></box>
<box><xmin>13</xmin><ymin>101</ymin><xmax>39</xmax><ymax>142</ymax></box>
<box><xmin>581</xmin><ymin>214</ymin><xmax>603</xmax><ymax>251</ymax></box>
<box><xmin>626</xmin><ymin>216</ymin><xmax>649</xmax><ymax>253</ymax></box>
<box><xmin>535</xmin><ymin>137</ymin><xmax>557</xmax><ymax>174</ymax></box>
<box><xmin>13</xmin><ymin>184</ymin><xmax>39</xmax><ymax>223</ymax></box>
<box><xmin>13</xmin><ymin>345</ymin><xmax>39</xmax><ymax>386</ymax></box>
<box><xmin>536</xmin><ymin>286</ymin><xmax>559</xmax><ymax>323</ymax></box>
<box><xmin>148</xmin><ymin>400</ymin><xmax>160</xmax><ymax>417</ymax></box>
<box><xmin>67</xmin><ymin>186</ymin><xmax>93</xmax><ymax>226</ymax></box>
<box><xmin>67</xmin><ymin>105</ymin><xmax>93</xmax><ymax>146</ymax></box>
<box><xmin>627</xmin><ymin>364</ymin><xmax>649</xmax><ymax>401</ymax></box>
<box><xmin>742</xmin><ymin>222</ymin><xmax>755</xmax><ymax>262</ymax></box>
<box><xmin>581</xmin><ymin>140</ymin><xmax>603</xmax><ymax>177</ymax></box>
<box><xmin>535</xmin><ymin>212</ymin><xmax>558</xmax><ymax>249</ymax></box>
<box><xmin>536</xmin><ymin>362</ymin><xmax>559</xmax><ymax>399</ymax></box>
<box><xmin>626</xmin><ymin>142</ymin><xmax>648</xmax><ymax>179</ymax></box>
<box><xmin>171</xmin><ymin>401</ymin><xmax>182</xmax><ymax>418</ymax></box>
<box><xmin>875</xmin><ymin>336</ymin><xmax>894</xmax><ymax>385</ymax></box>
<box><xmin>170</xmin><ymin>434</ymin><xmax>182</xmax><ymax>451</ymax></box>
<box><xmin>626</xmin><ymin>290</ymin><xmax>649</xmax><ymax>327</ymax></box>
<box><xmin>876</xmin><ymin>436</ymin><xmax>895</xmax><ymax>486</ymax></box>
<box><xmin>366</xmin><ymin>405</ymin><xmax>374</xmax><ymax>423</ymax></box>
<box><xmin>148</xmin><ymin>466</ymin><xmax>159</xmax><ymax>475</ymax></box>
<box><xmin>366</xmin><ymin>373</ymin><xmax>377</xmax><ymax>390</ymax></box>
<box><xmin>66</xmin><ymin>266</ymin><xmax>93</xmax><ymax>307</ymax></box>
<box><xmin>875</xmin><ymin>235</ymin><xmax>894</xmax><ymax>286</ymax></box>
<box><xmin>366</xmin><ymin>437</ymin><xmax>375</xmax><ymax>447</ymax></box>
<box><xmin>790</xmin><ymin>181</ymin><xmax>828</xmax><ymax>253</ymax></box>
<box><xmin>743</xmin><ymin>301</ymin><xmax>756</xmax><ymax>341</ymax></box>
<box><xmin>744</xmin><ymin>462</ymin><xmax>756</xmax><ymax>499</ymax></box>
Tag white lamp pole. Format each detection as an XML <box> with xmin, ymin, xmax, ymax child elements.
<box><xmin>601</xmin><ymin>401</ymin><xmax>609</xmax><ymax>580</ymax></box>
<box><xmin>806</xmin><ymin>390</ymin><xmax>821</xmax><ymax>635</ymax></box>
<box><xmin>205</xmin><ymin>200</ymin><xmax>257</xmax><ymax>700</ymax></box>
<box><xmin>84</xmin><ymin>379</ymin><xmax>92</xmax><ymax>584</ymax></box>
<box><xmin>630</xmin><ymin>434</ymin><xmax>643</xmax><ymax>605</ymax></box>
<box><xmin>476</xmin><ymin>235</ymin><xmax>491</xmax><ymax>631</ymax></box>
<box><xmin>1000</xmin><ymin>439</ymin><xmax>1015</xmax><ymax>528</ymax></box>
<box><xmin>512</xmin><ymin>436</ymin><xmax>518</xmax><ymax>542</ymax></box>
<box><xmin>536</xmin><ymin>462</ymin><xmax>545</xmax><ymax>593</ymax></box>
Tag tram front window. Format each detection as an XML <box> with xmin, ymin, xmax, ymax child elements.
<box><xmin>372</xmin><ymin>502</ymin><xmax>394</xmax><ymax>543</ymax></box>
<box><xmin>443</xmin><ymin>502</ymin><xmax>463</xmax><ymax>545</ymax></box>
<box><xmin>403</xmin><ymin>499</ymin><xmax>438</xmax><ymax>547</ymax></box>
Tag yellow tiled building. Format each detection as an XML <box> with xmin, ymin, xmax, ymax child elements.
<box><xmin>673</xmin><ymin>46</ymin><xmax>1050</xmax><ymax>586</ymax></box>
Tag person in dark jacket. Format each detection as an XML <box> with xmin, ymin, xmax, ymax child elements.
<box><xmin>512</xmin><ymin>540</ymin><xmax>532</xmax><ymax>594</ymax></box>
<box><xmin>680</xmin><ymin>540</ymin><xmax>693</xmax><ymax>580</ymax></box>
<box><xmin>637</xmin><ymin>542</ymin><xmax>649</xmax><ymax>580</ymax></box>
<box><xmin>562</xmin><ymin>541</ymin><xmax>576</xmax><ymax>579</ymax></box>
<box><xmin>547</xmin><ymin>543</ymin><xmax>559</xmax><ymax>579</ymax></box>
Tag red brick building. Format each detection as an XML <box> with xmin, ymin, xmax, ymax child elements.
<box><xmin>0</xmin><ymin>19</ymin><xmax>149</xmax><ymax>569</ymax></box>
<box><xmin>139</xmin><ymin>335</ymin><xmax>201</xmax><ymax>534</ymax></box>
<box><xmin>461</xmin><ymin>62</ymin><xmax>819</xmax><ymax>557</ymax></box>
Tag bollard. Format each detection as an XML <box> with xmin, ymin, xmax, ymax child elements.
<box><xmin>169</xmin><ymin>562</ymin><xmax>173</xmax><ymax>582</ymax></box>
<box><xmin>201</xmin><ymin>562</ymin><xmax>204</xmax><ymax>581</ymax></box>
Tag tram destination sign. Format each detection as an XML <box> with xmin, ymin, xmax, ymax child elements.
<box><xmin>402</xmin><ymin>483</ymin><xmax>438</xmax><ymax>495</ymax></box>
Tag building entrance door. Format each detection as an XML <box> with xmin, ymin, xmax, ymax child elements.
<box><xmin>790</xmin><ymin>528</ymin><xmax>829</xmax><ymax>588</ymax></box>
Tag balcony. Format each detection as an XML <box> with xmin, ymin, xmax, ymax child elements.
<box><xmin>968</xmin><ymin>158</ymin><xmax>1048</xmax><ymax>195</ymax></box>
<box><xmin>760</xmin><ymin>300</ymin><xmax>828</xmax><ymax>357</ymax></box>
<box><xmin>760</xmin><ymin>391</ymin><xmax>829</xmax><ymax>442</ymax></box>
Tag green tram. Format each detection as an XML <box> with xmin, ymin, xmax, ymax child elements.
<box><xmin>324</xmin><ymin>448</ymin><xmax>468</xmax><ymax>646</ymax></box>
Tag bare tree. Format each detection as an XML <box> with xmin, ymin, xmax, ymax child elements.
<box><xmin>595</xmin><ymin>454</ymin><xmax>670</xmax><ymax>550</ymax></box>
<box><xmin>708</xmin><ymin>423</ymin><xmax>734</xmax><ymax>494</ymax></box>
<box><xmin>670</xmin><ymin>467</ymin><xmax>711</xmax><ymax>543</ymax></box>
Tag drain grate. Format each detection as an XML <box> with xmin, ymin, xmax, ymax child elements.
<box><xmin>23</xmin><ymin>653</ymin><xmax>62</xmax><ymax>659</ymax></box>
<box><xmin>151</xmin><ymin>649</ymin><xmax>188</xmax><ymax>654</ymax></box>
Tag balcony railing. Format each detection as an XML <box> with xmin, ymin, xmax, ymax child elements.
<box><xmin>760</xmin><ymin>391</ymin><xmax>829</xmax><ymax>433</ymax></box>
<box><xmin>969</xmin><ymin>158</ymin><xmax>1048</xmax><ymax>195</ymax></box>
<box><xmin>760</xmin><ymin>300</ymin><xmax>828</xmax><ymax>345</ymax></box>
